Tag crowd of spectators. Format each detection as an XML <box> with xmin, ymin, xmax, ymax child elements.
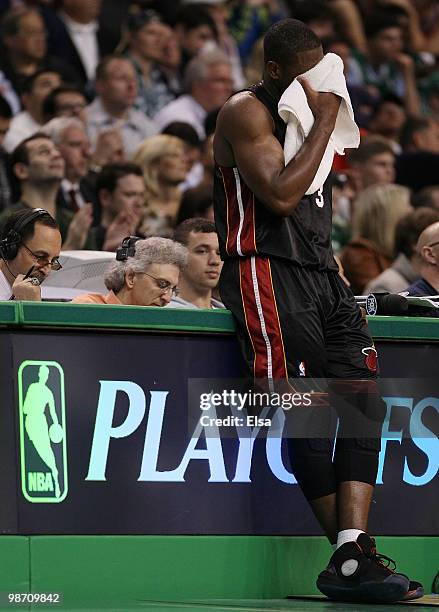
<box><xmin>0</xmin><ymin>0</ymin><xmax>439</xmax><ymax>307</ymax></box>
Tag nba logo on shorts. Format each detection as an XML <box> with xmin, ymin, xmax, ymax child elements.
<box><xmin>298</xmin><ymin>361</ymin><xmax>306</xmax><ymax>377</ymax></box>
<box><xmin>18</xmin><ymin>360</ymin><xmax>68</xmax><ymax>503</ymax></box>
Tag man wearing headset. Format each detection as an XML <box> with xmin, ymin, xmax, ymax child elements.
<box><xmin>0</xmin><ymin>208</ymin><xmax>62</xmax><ymax>301</ymax></box>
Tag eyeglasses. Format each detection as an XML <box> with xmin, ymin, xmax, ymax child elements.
<box><xmin>22</xmin><ymin>243</ymin><xmax>62</xmax><ymax>271</ymax></box>
<box><xmin>427</xmin><ymin>241</ymin><xmax>439</xmax><ymax>248</ymax></box>
<box><xmin>138</xmin><ymin>271</ymin><xmax>179</xmax><ymax>297</ymax></box>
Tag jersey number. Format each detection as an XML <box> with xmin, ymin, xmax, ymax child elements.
<box><xmin>315</xmin><ymin>189</ymin><xmax>324</xmax><ymax>208</ymax></box>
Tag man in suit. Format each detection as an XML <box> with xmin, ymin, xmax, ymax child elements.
<box><xmin>42</xmin><ymin>0</ymin><xmax>117</xmax><ymax>89</ymax></box>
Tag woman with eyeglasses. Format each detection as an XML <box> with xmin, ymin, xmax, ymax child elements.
<box><xmin>72</xmin><ymin>236</ymin><xmax>187</xmax><ymax>307</ymax></box>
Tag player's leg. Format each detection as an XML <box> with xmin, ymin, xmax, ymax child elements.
<box><xmin>318</xmin><ymin>271</ymin><xmax>420</xmax><ymax>602</ymax></box>
<box><xmin>220</xmin><ymin>257</ymin><xmax>338</xmax><ymax>542</ymax></box>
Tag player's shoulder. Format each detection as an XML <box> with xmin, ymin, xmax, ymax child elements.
<box><xmin>218</xmin><ymin>90</ymin><xmax>273</xmax><ymax>133</ymax></box>
<box><xmin>220</xmin><ymin>90</ymin><xmax>265</xmax><ymax>116</ymax></box>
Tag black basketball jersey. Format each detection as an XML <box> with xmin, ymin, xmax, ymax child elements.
<box><xmin>213</xmin><ymin>82</ymin><xmax>338</xmax><ymax>271</ymax></box>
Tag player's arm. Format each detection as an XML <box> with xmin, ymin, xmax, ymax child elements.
<box><xmin>216</xmin><ymin>86</ymin><xmax>340</xmax><ymax>216</ymax></box>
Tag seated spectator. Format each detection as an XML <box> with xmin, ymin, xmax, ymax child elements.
<box><xmin>162</xmin><ymin>121</ymin><xmax>202</xmax><ymax>190</ymax></box>
<box><xmin>347</xmin><ymin>15</ymin><xmax>421</xmax><ymax>116</ymax></box>
<box><xmin>42</xmin><ymin>85</ymin><xmax>87</xmax><ymax>123</ymax></box>
<box><xmin>133</xmin><ymin>135</ymin><xmax>188</xmax><ymax>237</ymax></box>
<box><xmin>43</xmin><ymin>117</ymin><xmax>97</xmax><ymax>219</ymax></box>
<box><xmin>3</xmin><ymin>68</ymin><xmax>62</xmax><ymax>153</ymax></box>
<box><xmin>348</xmin><ymin>135</ymin><xmax>395</xmax><ymax>195</ymax></box>
<box><xmin>0</xmin><ymin>207</ymin><xmax>61</xmax><ymax>301</ymax></box>
<box><xmin>43</xmin><ymin>0</ymin><xmax>117</xmax><ymax>88</ymax></box>
<box><xmin>72</xmin><ymin>236</ymin><xmax>187</xmax><ymax>306</ymax></box>
<box><xmin>94</xmin><ymin>162</ymin><xmax>145</xmax><ymax>251</ymax></box>
<box><xmin>0</xmin><ymin>95</ymin><xmax>13</xmax><ymax>211</ymax></box>
<box><xmin>119</xmin><ymin>7</ymin><xmax>179</xmax><ymax>118</ymax></box>
<box><xmin>172</xmin><ymin>218</ymin><xmax>223</xmax><ymax>309</ymax></box>
<box><xmin>85</xmin><ymin>55</ymin><xmax>157</xmax><ymax>158</ymax></box>
<box><xmin>176</xmin><ymin>184</ymin><xmax>214</xmax><ymax>225</ymax></box>
<box><xmin>411</xmin><ymin>186</ymin><xmax>439</xmax><ymax>211</ymax></box>
<box><xmin>341</xmin><ymin>183</ymin><xmax>412</xmax><ymax>294</ymax></box>
<box><xmin>366</xmin><ymin>207</ymin><xmax>439</xmax><ymax>294</ymax></box>
<box><xmin>154</xmin><ymin>49</ymin><xmax>233</xmax><ymax>139</ymax></box>
<box><xmin>405</xmin><ymin>221</ymin><xmax>439</xmax><ymax>300</ymax></box>
<box><xmin>183</xmin><ymin>0</ymin><xmax>245</xmax><ymax>89</ymax></box>
<box><xmin>174</xmin><ymin>5</ymin><xmax>218</xmax><ymax>73</ymax></box>
<box><xmin>367</xmin><ymin>94</ymin><xmax>406</xmax><ymax>150</ymax></box>
<box><xmin>0</xmin><ymin>8</ymin><xmax>76</xmax><ymax>107</ymax></box>
<box><xmin>396</xmin><ymin>117</ymin><xmax>439</xmax><ymax>191</ymax></box>
<box><xmin>0</xmin><ymin>133</ymin><xmax>94</xmax><ymax>250</ymax></box>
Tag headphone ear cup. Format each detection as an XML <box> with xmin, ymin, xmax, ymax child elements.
<box><xmin>0</xmin><ymin>229</ymin><xmax>21</xmax><ymax>260</ymax></box>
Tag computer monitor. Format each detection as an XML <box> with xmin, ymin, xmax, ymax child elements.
<box><xmin>41</xmin><ymin>250</ymin><xmax>114</xmax><ymax>300</ymax></box>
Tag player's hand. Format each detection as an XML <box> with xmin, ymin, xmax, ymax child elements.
<box><xmin>12</xmin><ymin>274</ymin><xmax>41</xmax><ymax>301</ymax></box>
<box><xmin>298</xmin><ymin>77</ymin><xmax>342</xmax><ymax>124</ymax></box>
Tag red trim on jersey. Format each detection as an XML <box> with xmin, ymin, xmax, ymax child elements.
<box><xmin>239</xmin><ymin>257</ymin><xmax>287</xmax><ymax>379</ymax></box>
<box><xmin>220</xmin><ymin>167</ymin><xmax>240</xmax><ymax>256</ymax></box>
<box><xmin>219</xmin><ymin>166</ymin><xmax>257</xmax><ymax>256</ymax></box>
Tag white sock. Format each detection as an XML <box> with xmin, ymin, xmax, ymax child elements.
<box><xmin>336</xmin><ymin>529</ymin><xmax>364</xmax><ymax>550</ymax></box>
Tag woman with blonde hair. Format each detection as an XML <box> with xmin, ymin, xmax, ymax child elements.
<box><xmin>133</xmin><ymin>134</ymin><xmax>188</xmax><ymax>237</ymax></box>
<box><xmin>341</xmin><ymin>184</ymin><xmax>412</xmax><ymax>294</ymax></box>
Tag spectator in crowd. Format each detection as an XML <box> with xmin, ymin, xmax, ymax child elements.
<box><xmin>0</xmin><ymin>95</ymin><xmax>12</xmax><ymax>211</ymax></box>
<box><xmin>42</xmin><ymin>85</ymin><xmax>87</xmax><ymax>123</ymax></box>
<box><xmin>156</xmin><ymin>21</ymin><xmax>183</xmax><ymax>96</ymax></box>
<box><xmin>289</xmin><ymin>0</ymin><xmax>338</xmax><ymax>41</ymax></box>
<box><xmin>228</xmin><ymin>0</ymin><xmax>287</xmax><ymax>64</ymax></box>
<box><xmin>43</xmin><ymin>0</ymin><xmax>116</xmax><ymax>88</ymax></box>
<box><xmin>348</xmin><ymin>135</ymin><xmax>395</xmax><ymax>194</ymax></box>
<box><xmin>411</xmin><ymin>186</ymin><xmax>439</xmax><ymax>211</ymax></box>
<box><xmin>182</xmin><ymin>0</ymin><xmax>245</xmax><ymax>89</ymax></box>
<box><xmin>94</xmin><ymin>162</ymin><xmax>145</xmax><ymax>251</ymax></box>
<box><xmin>174</xmin><ymin>5</ymin><xmax>218</xmax><ymax>73</ymax></box>
<box><xmin>0</xmin><ymin>207</ymin><xmax>61</xmax><ymax>301</ymax></box>
<box><xmin>85</xmin><ymin>55</ymin><xmax>157</xmax><ymax>158</ymax></box>
<box><xmin>347</xmin><ymin>15</ymin><xmax>421</xmax><ymax>116</ymax></box>
<box><xmin>133</xmin><ymin>134</ymin><xmax>188</xmax><ymax>238</ymax></box>
<box><xmin>162</xmin><ymin>121</ymin><xmax>203</xmax><ymax>190</ymax></box>
<box><xmin>405</xmin><ymin>221</ymin><xmax>439</xmax><ymax>299</ymax></box>
<box><xmin>367</xmin><ymin>94</ymin><xmax>406</xmax><ymax>149</ymax></box>
<box><xmin>176</xmin><ymin>184</ymin><xmax>214</xmax><ymax>225</ymax></box>
<box><xmin>0</xmin><ymin>133</ymin><xmax>93</xmax><ymax>250</ymax></box>
<box><xmin>366</xmin><ymin>207</ymin><xmax>439</xmax><ymax>293</ymax></box>
<box><xmin>0</xmin><ymin>8</ymin><xmax>74</xmax><ymax>106</ymax></box>
<box><xmin>43</xmin><ymin>117</ymin><xmax>97</xmax><ymax>219</ymax></box>
<box><xmin>72</xmin><ymin>236</ymin><xmax>187</xmax><ymax>306</ymax></box>
<box><xmin>154</xmin><ymin>49</ymin><xmax>233</xmax><ymax>139</ymax></box>
<box><xmin>171</xmin><ymin>217</ymin><xmax>223</xmax><ymax>309</ymax></box>
<box><xmin>118</xmin><ymin>6</ymin><xmax>178</xmax><ymax>119</ymax></box>
<box><xmin>341</xmin><ymin>183</ymin><xmax>412</xmax><ymax>294</ymax></box>
<box><xmin>396</xmin><ymin>116</ymin><xmax>439</xmax><ymax>191</ymax></box>
<box><xmin>3</xmin><ymin>68</ymin><xmax>61</xmax><ymax>153</ymax></box>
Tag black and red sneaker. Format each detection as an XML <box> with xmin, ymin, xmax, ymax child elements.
<box><xmin>357</xmin><ymin>534</ymin><xmax>424</xmax><ymax>601</ymax></box>
<box><xmin>316</xmin><ymin>533</ymin><xmax>409</xmax><ymax>603</ymax></box>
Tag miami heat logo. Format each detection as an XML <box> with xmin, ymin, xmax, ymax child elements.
<box><xmin>362</xmin><ymin>346</ymin><xmax>378</xmax><ymax>373</ymax></box>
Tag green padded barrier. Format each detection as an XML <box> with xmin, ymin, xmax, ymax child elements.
<box><xmin>8</xmin><ymin>301</ymin><xmax>439</xmax><ymax>340</ymax></box>
<box><xmin>17</xmin><ymin>302</ymin><xmax>236</xmax><ymax>334</ymax></box>
<box><xmin>0</xmin><ymin>302</ymin><xmax>18</xmax><ymax>325</ymax></box>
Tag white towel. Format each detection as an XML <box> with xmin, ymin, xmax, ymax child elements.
<box><xmin>278</xmin><ymin>52</ymin><xmax>360</xmax><ymax>195</ymax></box>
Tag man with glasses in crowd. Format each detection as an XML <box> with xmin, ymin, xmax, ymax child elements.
<box><xmin>72</xmin><ymin>236</ymin><xmax>187</xmax><ymax>307</ymax></box>
<box><xmin>0</xmin><ymin>208</ymin><xmax>62</xmax><ymax>301</ymax></box>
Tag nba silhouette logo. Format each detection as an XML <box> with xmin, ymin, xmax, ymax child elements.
<box><xmin>18</xmin><ymin>360</ymin><xmax>68</xmax><ymax>503</ymax></box>
<box><xmin>299</xmin><ymin>361</ymin><xmax>306</xmax><ymax>377</ymax></box>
